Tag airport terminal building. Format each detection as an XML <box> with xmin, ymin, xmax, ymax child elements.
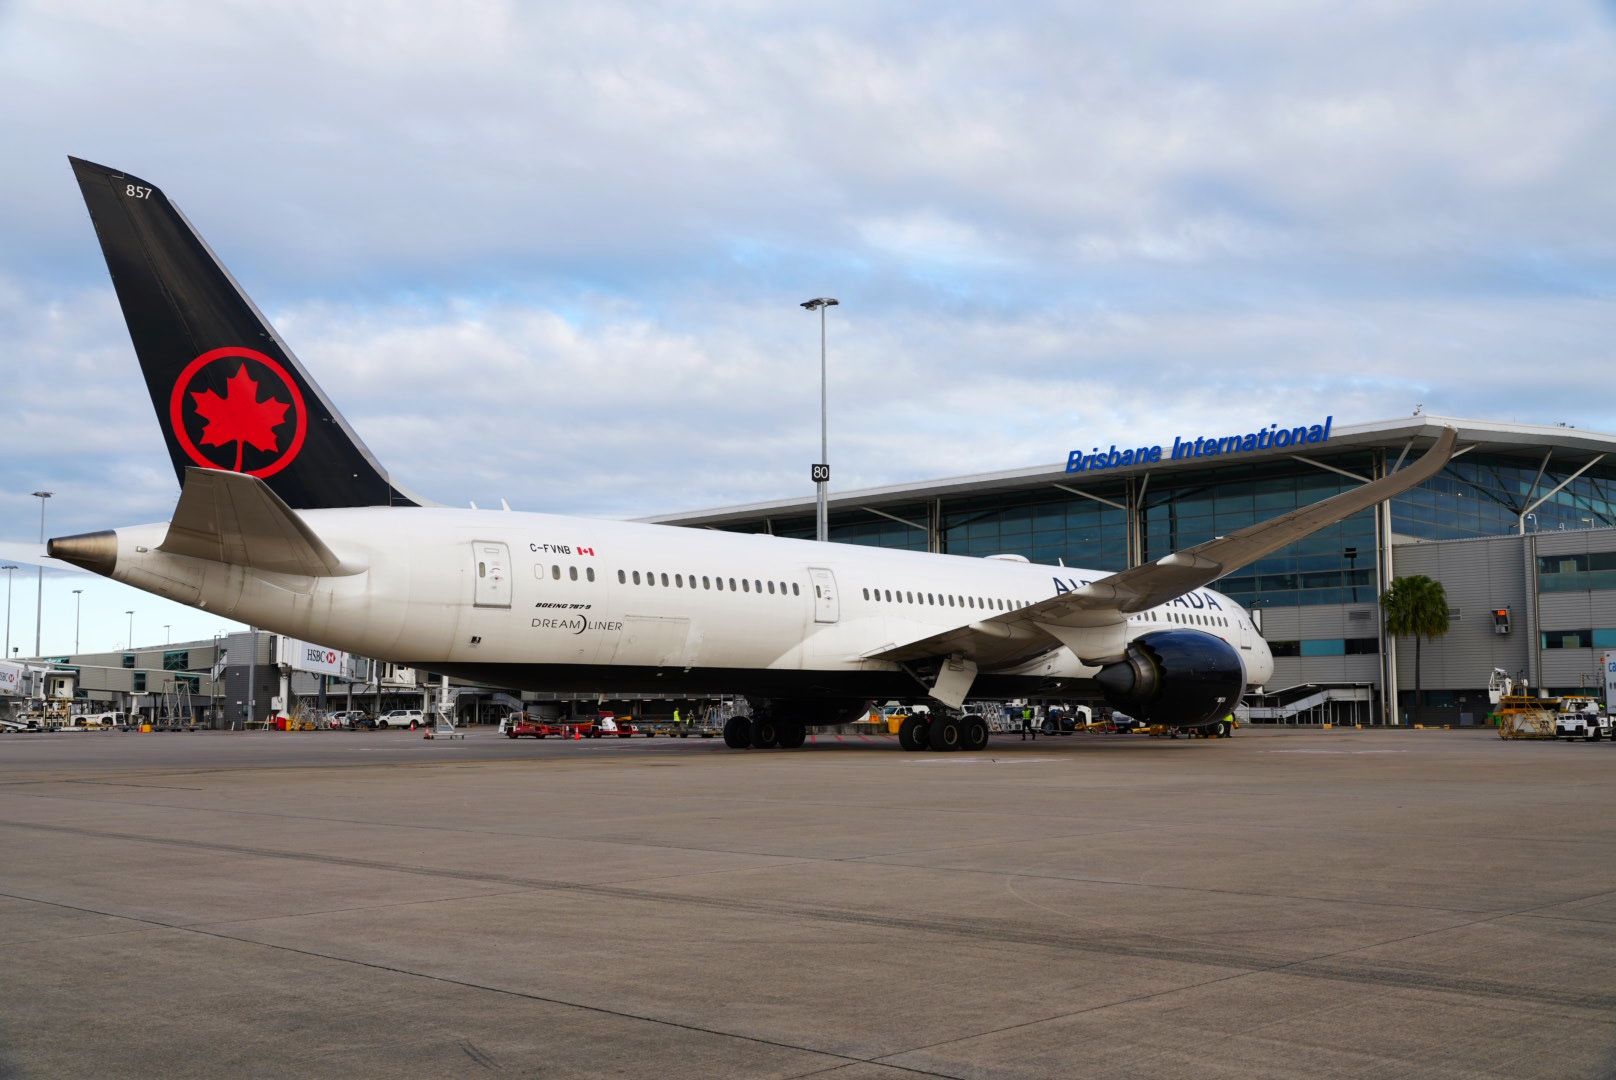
<box><xmin>651</xmin><ymin>416</ymin><xmax>1616</xmax><ymax>725</ymax></box>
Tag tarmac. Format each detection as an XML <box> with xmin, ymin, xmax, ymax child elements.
<box><xmin>1</xmin><ymin>725</ymin><xmax>1613</xmax><ymax>1079</ymax></box>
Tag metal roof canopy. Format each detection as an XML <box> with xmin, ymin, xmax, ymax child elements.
<box><xmin>644</xmin><ymin>416</ymin><xmax>1616</xmax><ymax>529</ymax></box>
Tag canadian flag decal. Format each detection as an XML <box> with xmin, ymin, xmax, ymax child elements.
<box><xmin>578</xmin><ymin>546</ymin><xmax>596</xmax><ymax>556</ymax></box>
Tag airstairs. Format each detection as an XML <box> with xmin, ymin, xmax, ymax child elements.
<box><xmin>1244</xmin><ymin>684</ymin><xmax>1375</xmax><ymax>725</ymax></box>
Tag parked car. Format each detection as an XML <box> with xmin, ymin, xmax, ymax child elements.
<box><xmin>327</xmin><ymin>710</ymin><xmax>369</xmax><ymax>728</ymax></box>
<box><xmin>377</xmin><ymin>709</ymin><xmax>425</xmax><ymax>729</ymax></box>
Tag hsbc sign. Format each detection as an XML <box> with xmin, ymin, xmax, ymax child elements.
<box><xmin>279</xmin><ymin>638</ymin><xmax>350</xmax><ymax>677</ymax></box>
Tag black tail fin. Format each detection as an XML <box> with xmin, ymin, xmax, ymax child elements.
<box><xmin>69</xmin><ymin>157</ymin><xmax>419</xmax><ymax>509</ymax></box>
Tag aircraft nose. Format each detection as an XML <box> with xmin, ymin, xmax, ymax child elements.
<box><xmin>47</xmin><ymin>531</ymin><xmax>118</xmax><ymax>576</ymax></box>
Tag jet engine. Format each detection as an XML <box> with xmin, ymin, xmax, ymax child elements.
<box><xmin>1094</xmin><ymin>629</ymin><xmax>1245</xmax><ymax>726</ymax></box>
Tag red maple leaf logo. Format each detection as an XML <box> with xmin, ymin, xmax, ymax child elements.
<box><xmin>190</xmin><ymin>364</ymin><xmax>291</xmax><ymax>472</ymax></box>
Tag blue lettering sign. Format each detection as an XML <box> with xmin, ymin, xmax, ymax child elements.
<box><xmin>1067</xmin><ymin>416</ymin><xmax>1331</xmax><ymax>474</ymax></box>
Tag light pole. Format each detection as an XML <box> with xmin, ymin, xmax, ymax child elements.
<box><xmin>799</xmin><ymin>297</ymin><xmax>839</xmax><ymax>543</ymax></box>
<box><xmin>72</xmin><ymin>590</ymin><xmax>83</xmax><ymax>654</ymax></box>
<box><xmin>126</xmin><ymin>610</ymin><xmax>135</xmax><ymax>650</ymax></box>
<box><xmin>2</xmin><ymin>565</ymin><xmax>16</xmax><ymax>659</ymax></box>
<box><xmin>32</xmin><ymin>491</ymin><xmax>51</xmax><ymax>656</ymax></box>
<box><xmin>164</xmin><ymin>624</ymin><xmax>171</xmax><ymax>645</ymax></box>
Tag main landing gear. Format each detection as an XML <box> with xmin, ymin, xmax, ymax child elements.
<box><xmin>722</xmin><ymin>716</ymin><xmax>807</xmax><ymax>750</ymax></box>
<box><xmin>898</xmin><ymin>713</ymin><xmax>989</xmax><ymax>753</ymax></box>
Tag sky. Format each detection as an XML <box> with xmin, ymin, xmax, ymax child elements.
<box><xmin>2</xmin><ymin>0</ymin><xmax>1615</xmax><ymax>657</ymax></box>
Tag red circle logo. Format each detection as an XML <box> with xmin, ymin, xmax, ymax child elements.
<box><xmin>169</xmin><ymin>347</ymin><xmax>307</xmax><ymax>478</ymax></box>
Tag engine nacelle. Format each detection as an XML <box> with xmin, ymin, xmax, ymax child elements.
<box><xmin>1094</xmin><ymin>629</ymin><xmax>1245</xmax><ymax>726</ymax></box>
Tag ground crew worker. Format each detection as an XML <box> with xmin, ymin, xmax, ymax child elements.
<box><xmin>673</xmin><ymin>707</ymin><xmax>681</xmax><ymax>727</ymax></box>
<box><xmin>1021</xmin><ymin>705</ymin><xmax>1035</xmax><ymax>741</ymax></box>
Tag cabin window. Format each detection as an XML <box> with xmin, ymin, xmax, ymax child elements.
<box><xmin>716</xmin><ymin>577</ymin><xmax>724</xmax><ymax>590</ymax></box>
<box><xmin>631</xmin><ymin>571</ymin><xmax>640</xmax><ymax>585</ymax></box>
<box><xmin>754</xmin><ymin>580</ymin><xmax>763</xmax><ymax>593</ymax></box>
<box><xmin>742</xmin><ymin>579</ymin><xmax>751</xmax><ymax>593</ymax></box>
<box><xmin>729</xmin><ymin>578</ymin><xmax>737</xmax><ymax>591</ymax></box>
<box><xmin>906</xmin><ymin>591</ymin><xmax>914</xmax><ymax>603</ymax></box>
<box><xmin>675</xmin><ymin>574</ymin><xmax>683</xmax><ymax>588</ymax></box>
<box><xmin>770</xmin><ymin>581</ymin><xmax>777</xmax><ymax>595</ymax></box>
<box><xmin>660</xmin><ymin>573</ymin><xmax>669</xmax><ymax>587</ymax></box>
<box><xmin>792</xmin><ymin>583</ymin><xmax>800</xmax><ymax>596</ymax></box>
<box><xmin>478</xmin><ymin>562</ymin><xmax>486</xmax><ymax>578</ymax></box>
<box><xmin>618</xmin><ymin>570</ymin><xmax>626</xmax><ymax>584</ymax></box>
<box><xmin>703</xmin><ymin>576</ymin><xmax>711</xmax><ymax>589</ymax></box>
<box><xmin>569</xmin><ymin>566</ymin><xmax>578</xmax><ymax>581</ymax></box>
<box><xmin>927</xmin><ymin>593</ymin><xmax>935</xmax><ymax>605</ymax></box>
<box><xmin>815</xmin><ymin>585</ymin><xmax>822</xmax><ymax>598</ymax></box>
<box><xmin>862</xmin><ymin>587</ymin><xmax>869</xmax><ymax>600</ymax></box>
<box><xmin>587</xmin><ymin>568</ymin><xmax>596</xmax><ymax>582</ymax></box>
<box><xmin>552</xmin><ymin>565</ymin><xmax>561</xmax><ymax>580</ymax></box>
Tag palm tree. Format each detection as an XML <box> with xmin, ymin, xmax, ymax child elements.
<box><xmin>1382</xmin><ymin>574</ymin><xmax>1451</xmax><ymax>718</ymax></box>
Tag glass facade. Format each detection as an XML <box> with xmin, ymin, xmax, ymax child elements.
<box><xmin>943</xmin><ymin>491</ymin><xmax>1128</xmax><ymax>569</ymax></box>
<box><xmin>713</xmin><ymin>442</ymin><xmax>1616</xmax><ymax>610</ymax></box>
<box><xmin>1539</xmin><ymin>552</ymin><xmax>1616</xmax><ymax>593</ymax></box>
<box><xmin>1394</xmin><ymin>456</ymin><xmax>1616</xmax><ymax>539</ymax></box>
<box><xmin>1140</xmin><ymin>455</ymin><xmax>1378</xmax><ymax>609</ymax></box>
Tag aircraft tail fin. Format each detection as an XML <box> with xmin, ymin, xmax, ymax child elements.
<box><xmin>68</xmin><ymin>156</ymin><xmax>419</xmax><ymax>509</ymax></box>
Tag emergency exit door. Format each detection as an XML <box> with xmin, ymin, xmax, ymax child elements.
<box><xmin>472</xmin><ymin>541</ymin><xmax>512</xmax><ymax>608</ymax></box>
<box><xmin>808</xmin><ymin>567</ymin><xmax>839</xmax><ymax>623</ymax></box>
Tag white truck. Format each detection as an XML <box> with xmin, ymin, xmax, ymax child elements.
<box><xmin>1554</xmin><ymin>697</ymin><xmax>1611</xmax><ymax>742</ymax></box>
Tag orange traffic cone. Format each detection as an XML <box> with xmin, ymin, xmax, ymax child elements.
<box><xmin>573</xmin><ymin>728</ymin><xmax>581</xmax><ymax>740</ymax></box>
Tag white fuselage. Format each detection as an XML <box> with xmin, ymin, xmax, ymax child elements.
<box><xmin>104</xmin><ymin>507</ymin><xmax>1274</xmax><ymax>699</ymax></box>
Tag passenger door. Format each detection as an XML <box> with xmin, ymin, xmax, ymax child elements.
<box><xmin>808</xmin><ymin>567</ymin><xmax>839</xmax><ymax>623</ymax></box>
<box><xmin>471</xmin><ymin>541</ymin><xmax>512</xmax><ymax>608</ymax></box>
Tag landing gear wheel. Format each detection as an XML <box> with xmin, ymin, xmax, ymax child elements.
<box><xmin>929</xmin><ymin>715</ymin><xmax>962</xmax><ymax>751</ymax></box>
<box><xmin>962</xmin><ymin>717</ymin><xmax>989</xmax><ymax>752</ymax></box>
<box><xmin>898</xmin><ymin>715</ymin><xmax>928</xmax><ymax>751</ymax></box>
<box><xmin>722</xmin><ymin>716</ymin><xmax>752</xmax><ymax>749</ymax></box>
<box><xmin>777</xmin><ymin>723</ymin><xmax>807</xmax><ymax>749</ymax></box>
<box><xmin>750</xmin><ymin>718</ymin><xmax>780</xmax><ymax>749</ymax></box>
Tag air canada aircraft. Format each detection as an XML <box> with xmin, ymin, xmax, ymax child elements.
<box><xmin>47</xmin><ymin>158</ymin><xmax>1456</xmax><ymax>752</ymax></box>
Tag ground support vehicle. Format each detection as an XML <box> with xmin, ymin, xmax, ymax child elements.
<box><xmin>594</xmin><ymin>716</ymin><xmax>639</xmax><ymax>738</ymax></box>
<box><xmin>508</xmin><ymin>718</ymin><xmax>595</xmax><ymax>739</ymax></box>
<box><xmin>1554</xmin><ymin>697</ymin><xmax>1611</xmax><ymax>742</ymax></box>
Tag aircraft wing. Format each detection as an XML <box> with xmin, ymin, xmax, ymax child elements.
<box><xmin>872</xmin><ymin>427</ymin><xmax>1457</xmax><ymax>668</ymax></box>
<box><xmin>160</xmin><ymin>467</ymin><xmax>361</xmax><ymax>577</ymax></box>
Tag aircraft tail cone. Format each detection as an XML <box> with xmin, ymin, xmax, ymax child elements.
<box><xmin>47</xmin><ymin>531</ymin><xmax>117</xmax><ymax>576</ymax></box>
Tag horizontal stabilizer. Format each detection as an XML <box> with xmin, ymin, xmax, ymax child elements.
<box><xmin>0</xmin><ymin>541</ymin><xmax>90</xmax><ymax>574</ymax></box>
<box><xmin>160</xmin><ymin>467</ymin><xmax>359</xmax><ymax>577</ymax></box>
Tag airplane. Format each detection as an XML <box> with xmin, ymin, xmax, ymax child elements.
<box><xmin>46</xmin><ymin>157</ymin><xmax>1456</xmax><ymax>752</ymax></box>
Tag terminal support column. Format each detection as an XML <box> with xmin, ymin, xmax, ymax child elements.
<box><xmin>1374</xmin><ymin>450</ymin><xmax>1399</xmax><ymax>726</ymax></box>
